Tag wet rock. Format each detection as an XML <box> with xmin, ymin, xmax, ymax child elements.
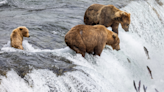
<box><xmin>49</xmin><ymin>64</ymin><xmax>76</xmax><ymax>76</ymax></box>
<box><xmin>0</xmin><ymin>52</ymin><xmax>76</xmax><ymax>78</ymax></box>
<box><xmin>15</xmin><ymin>65</ymin><xmax>33</xmax><ymax>78</ymax></box>
<box><xmin>0</xmin><ymin>69</ymin><xmax>8</xmax><ymax>77</ymax></box>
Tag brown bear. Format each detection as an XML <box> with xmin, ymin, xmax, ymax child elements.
<box><xmin>65</xmin><ymin>24</ymin><xmax>120</xmax><ymax>57</ymax></box>
<box><xmin>10</xmin><ymin>26</ymin><xmax>30</xmax><ymax>50</ymax></box>
<box><xmin>84</xmin><ymin>4</ymin><xmax>131</xmax><ymax>34</ymax></box>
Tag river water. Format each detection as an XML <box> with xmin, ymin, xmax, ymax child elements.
<box><xmin>0</xmin><ymin>0</ymin><xmax>164</xmax><ymax>92</ymax></box>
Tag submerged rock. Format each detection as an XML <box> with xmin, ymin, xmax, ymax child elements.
<box><xmin>0</xmin><ymin>52</ymin><xmax>76</xmax><ymax>78</ymax></box>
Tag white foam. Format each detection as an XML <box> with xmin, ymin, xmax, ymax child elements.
<box><xmin>1</xmin><ymin>40</ymin><xmax>38</xmax><ymax>52</ymax></box>
<box><xmin>0</xmin><ymin>70</ymin><xmax>32</xmax><ymax>92</ymax></box>
<box><xmin>0</xmin><ymin>0</ymin><xmax>7</xmax><ymax>6</ymax></box>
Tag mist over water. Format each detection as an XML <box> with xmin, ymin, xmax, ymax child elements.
<box><xmin>0</xmin><ymin>0</ymin><xmax>164</xmax><ymax>92</ymax></box>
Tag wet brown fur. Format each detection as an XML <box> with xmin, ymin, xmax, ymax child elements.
<box><xmin>65</xmin><ymin>25</ymin><xmax>120</xmax><ymax>57</ymax></box>
<box><xmin>10</xmin><ymin>26</ymin><xmax>30</xmax><ymax>50</ymax></box>
<box><xmin>84</xmin><ymin>4</ymin><xmax>131</xmax><ymax>34</ymax></box>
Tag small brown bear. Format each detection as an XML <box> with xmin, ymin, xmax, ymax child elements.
<box><xmin>10</xmin><ymin>26</ymin><xmax>30</xmax><ymax>50</ymax></box>
<box><xmin>84</xmin><ymin>4</ymin><xmax>131</xmax><ymax>34</ymax></box>
<box><xmin>65</xmin><ymin>24</ymin><xmax>120</xmax><ymax>57</ymax></box>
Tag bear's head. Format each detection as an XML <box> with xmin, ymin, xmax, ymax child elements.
<box><xmin>18</xmin><ymin>26</ymin><xmax>30</xmax><ymax>37</ymax></box>
<box><xmin>107</xmin><ymin>32</ymin><xmax>120</xmax><ymax>51</ymax></box>
<box><xmin>114</xmin><ymin>12</ymin><xmax>131</xmax><ymax>32</ymax></box>
<box><xmin>120</xmin><ymin>12</ymin><xmax>131</xmax><ymax>32</ymax></box>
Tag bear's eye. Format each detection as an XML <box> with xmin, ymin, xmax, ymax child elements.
<box><xmin>20</xmin><ymin>28</ymin><xmax>23</xmax><ymax>31</ymax></box>
<box><xmin>127</xmin><ymin>24</ymin><xmax>129</xmax><ymax>26</ymax></box>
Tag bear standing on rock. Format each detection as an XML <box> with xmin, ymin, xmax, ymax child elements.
<box><xmin>65</xmin><ymin>25</ymin><xmax>120</xmax><ymax>57</ymax></box>
<box><xmin>84</xmin><ymin>4</ymin><xmax>131</xmax><ymax>34</ymax></box>
<box><xmin>10</xmin><ymin>26</ymin><xmax>30</xmax><ymax>50</ymax></box>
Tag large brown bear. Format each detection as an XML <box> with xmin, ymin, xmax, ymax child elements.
<box><xmin>10</xmin><ymin>26</ymin><xmax>30</xmax><ymax>50</ymax></box>
<box><xmin>84</xmin><ymin>4</ymin><xmax>131</xmax><ymax>34</ymax></box>
<box><xmin>65</xmin><ymin>24</ymin><xmax>120</xmax><ymax>57</ymax></box>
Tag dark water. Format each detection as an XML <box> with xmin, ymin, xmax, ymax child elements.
<box><xmin>0</xmin><ymin>0</ymin><xmax>134</xmax><ymax>76</ymax></box>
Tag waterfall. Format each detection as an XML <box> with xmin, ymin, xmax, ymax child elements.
<box><xmin>0</xmin><ymin>0</ymin><xmax>164</xmax><ymax>92</ymax></box>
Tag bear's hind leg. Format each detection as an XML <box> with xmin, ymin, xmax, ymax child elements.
<box><xmin>71</xmin><ymin>46</ymin><xmax>85</xmax><ymax>57</ymax></box>
<box><xmin>93</xmin><ymin>45</ymin><xmax>105</xmax><ymax>56</ymax></box>
<box><xmin>66</xmin><ymin>33</ymin><xmax>86</xmax><ymax>57</ymax></box>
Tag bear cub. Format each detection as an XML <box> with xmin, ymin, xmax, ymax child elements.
<box><xmin>10</xmin><ymin>26</ymin><xmax>30</xmax><ymax>50</ymax></box>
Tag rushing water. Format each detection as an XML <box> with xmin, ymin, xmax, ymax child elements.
<box><xmin>0</xmin><ymin>0</ymin><xmax>164</xmax><ymax>92</ymax></box>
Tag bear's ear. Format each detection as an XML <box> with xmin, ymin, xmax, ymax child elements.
<box><xmin>127</xmin><ymin>13</ymin><xmax>131</xmax><ymax>17</ymax></box>
<box><xmin>128</xmin><ymin>13</ymin><xmax>131</xmax><ymax>16</ymax></box>
<box><xmin>121</xmin><ymin>12</ymin><xmax>129</xmax><ymax>17</ymax></box>
<box><xmin>121</xmin><ymin>12</ymin><xmax>127</xmax><ymax>16</ymax></box>
<box><xmin>112</xmin><ymin>34</ymin><xmax>116</xmax><ymax>39</ymax></box>
<box><xmin>19</xmin><ymin>28</ymin><xmax>23</xmax><ymax>31</ymax></box>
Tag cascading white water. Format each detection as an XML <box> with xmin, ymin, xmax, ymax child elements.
<box><xmin>0</xmin><ymin>0</ymin><xmax>164</xmax><ymax>92</ymax></box>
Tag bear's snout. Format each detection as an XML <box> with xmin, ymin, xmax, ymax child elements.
<box><xmin>116</xmin><ymin>48</ymin><xmax>120</xmax><ymax>51</ymax></box>
<box><xmin>25</xmin><ymin>33</ymin><xmax>30</xmax><ymax>37</ymax></box>
<box><xmin>125</xmin><ymin>28</ymin><xmax>129</xmax><ymax>32</ymax></box>
<box><xmin>114</xmin><ymin>45</ymin><xmax>120</xmax><ymax>51</ymax></box>
<box><xmin>124</xmin><ymin>24</ymin><xmax>130</xmax><ymax>31</ymax></box>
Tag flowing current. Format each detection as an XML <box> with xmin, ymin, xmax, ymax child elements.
<box><xmin>0</xmin><ymin>0</ymin><xmax>164</xmax><ymax>92</ymax></box>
